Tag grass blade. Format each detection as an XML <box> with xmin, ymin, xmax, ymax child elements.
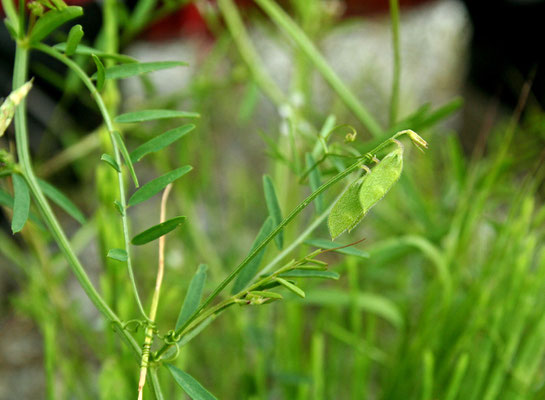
<box><xmin>114</xmin><ymin>110</ymin><xmax>200</xmax><ymax>123</ymax></box>
<box><xmin>176</xmin><ymin>264</ymin><xmax>208</xmax><ymax>330</ymax></box>
<box><xmin>131</xmin><ymin>216</ymin><xmax>186</xmax><ymax>246</ymax></box>
<box><xmin>128</xmin><ymin>166</ymin><xmax>192</xmax><ymax>207</ymax></box>
<box><xmin>130</xmin><ymin>124</ymin><xmax>195</xmax><ymax>163</ymax></box>
<box><xmin>231</xmin><ymin>216</ymin><xmax>275</xmax><ymax>294</ymax></box>
<box><xmin>166</xmin><ymin>364</ymin><xmax>218</xmax><ymax>400</ymax></box>
<box><xmin>263</xmin><ymin>174</ymin><xmax>283</xmax><ymax>249</ymax></box>
<box><xmin>38</xmin><ymin>178</ymin><xmax>86</xmax><ymax>224</ymax></box>
<box><xmin>64</xmin><ymin>24</ymin><xmax>83</xmax><ymax>56</ymax></box>
<box><xmin>112</xmin><ymin>130</ymin><xmax>139</xmax><ymax>188</ymax></box>
<box><xmin>91</xmin><ymin>54</ymin><xmax>105</xmax><ymax>91</ymax></box>
<box><xmin>29</xmin><ymin>6</ymin><xmax>83</xmax><ymax>43</ymax></box>
<box><xmin>305</xmin><ymin>153</ymin><xmax>324</xmax><ymax>213</ymax></box>
<box><xmin>98</xmin><ymin>61</ymin><xmax>187</xmax><ymax>80</ymax></box>
<box><xmin>11</xmin><ymin>173</ymin><xmax>30</xmax><ymax>233</ymax></box>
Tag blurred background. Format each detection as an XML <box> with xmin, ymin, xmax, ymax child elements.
<box><xmin>1</xmin><ymin>0</ymin><xmax>545</xmax><ymax>399</ymax></box>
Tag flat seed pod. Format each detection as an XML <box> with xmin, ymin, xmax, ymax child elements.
<box><xmin>327</xmin><ymin>177</ymin><xmax>365</xmax><ymax>240</ymax></box>
<box><xmin>358</xmin><ymin>147</ymin><xmax>403</xmax><ymax>215</ymax></box>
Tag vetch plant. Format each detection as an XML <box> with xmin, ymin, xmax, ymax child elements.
<box><xmin>0</xmin><ymin>0</ymin><xmax>434</xmax><ymax>398</ymax></box>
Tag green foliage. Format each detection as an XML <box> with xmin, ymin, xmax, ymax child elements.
<box><xmin>176</xmin><ymin>264</ymin><xmax>208</xmax><ymax>330</ymax></box>
<box><xmin>11</xmin><ymin>173</ymin><xmax>29</xmax><ymax>233</ymax></box>
<box><xmin>114</xmin><ymin>109</ymin><xmax>200</xmax><ymax>123</ymax></box>
<box><xmin>166</xmin><ymin>364</ymin><xmax>218</xmax><ymax>400</ymax></box>
<box><xmin>64</xmin><ymin>24</ymin><xmax>83</xmax><ymax>56</ymax></box>
<box><xmin>29</xmin><ymin>6</ymin><xmax>83</xmax><ymax>43</ymax></box>
<box><xmin>128</xmin><ymin>166</ymin><xmax>192</xmax><ymax>206</ymax></box>
<box><xmin>130</xmin><ymin>124</ymin><xmax>195</xmax><ymax>163</ymax></box>
<box><xmin>131</xmin><ymin>216</ymin><xmax>186</xmax><ymax>245</ymax></box>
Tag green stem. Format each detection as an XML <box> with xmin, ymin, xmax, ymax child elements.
<box><xmin>218</xmin><ymin>0</ymin><xmax>287</xmax><ymax>107</ymax></box>
<box><xmin>34</xmin><ymin>43</ymin><xmax>151</xmax><ymax>322</ymax></box>
<box><xmin>12</xmin><ymin>44</ymin><xmax>140</xmax><ymax>355</ymax></box>
<box><xmin>154</xmin><ymin>133</ymin><xmax>403</xmax><ymax>359</ymax></box>
<box><xmin>389</xmin><ymin>0</ymin><xmax>401</xmax><ymax>126</ymax></box>
<box><xmin>254</xmin><ymin>0</ymin><xmax>382</xmax><ymax>137</ymax></box>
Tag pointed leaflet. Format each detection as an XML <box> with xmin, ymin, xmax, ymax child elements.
<box><xmin>29</xmin><ymin>6</ymin><xmax>83</xmax><ymax>43</ymax></box>
<box><xmin>128</xmin><ymin>166</ymin><xmax>192</xmax><ymax>206</ymax></box>
<box><xmin>112</xmin><ymin>130</ymin><xmax>139</xmax><ymax>187</ymax></box>
<box><xmin>231</xmin><ymin>217</ymin><xmax>275</xmax><ymax>294</ymax></box>
<box><xmin>328</xmin><ymin>178</ymin><xmax>365</xmax><ymax>240</ymax></box>
<box><xmin>131</xmin><ymin>216</ymin><xmax>186</xmax><ymax>245</ymax></box>
<box><xmin>95</xmin><ymin>61</ymin><xmax>188</xmax><ymax>80</ymax></box>
<box><xmin>304</xmin><ymin>238</ymin><xmax>369</xmax><ymax>259</ymax></box>
<box><xmin>358</xmin><ymin>147</ymin><xmax>403</xmax><ymax>215</ymax></box>
<box><xmin>64</xmin><ymin>24</ymin><xmax>83</xmax><ymax>56</ymax></box>
<box><xmin>114</xmin><ymin>110</ymin><xmax>200</xmax><ymax>123</ymax></box>
<box><xmin>53</xmin><ymin>43</ymin><xmax>136</xmax><ymax>63</ymax></box>
<box><xmin>100</xmin><ymin>153</ymin><xmax>120</xmax><ymax>172</ymax></box>
<box><xmin>91</xmin><ymin>54</ymin><xmax>105</xmax><ymax>91</ymax></box>
<box><xmin>38</xmin><ymin>178</ymin><xmax>86</xmax><ymax>224</ymax></box>
<box><xmin>176</xmin><ymin>264</ymin><xmax>208</xmax><ymax>330</ymax></box>
<box><xmin>107</xmin><ymin>248</ymin><xmax>128</xmax><ymax>262</ymax></box>
<box><xmin>279</xmin><ymin>270</ymin><xmax>340</xmax><ymax>280</ymax></box>
<box><xmin>305</xmin><ymin>153</ymin><xmax>324</xmax><ymax>214</ymax></box>
<box><xmin>263</xmin><ymin>175</ymin><xmax>283</xmax><ymax>249</ymax></box>
<box><xmin>11</xmin><ymin>174</ymin><xmax>30</xmax><ymax>233</ymax></box>
<box><xmin>0</xmin><ymin>187</ymin><xmax>45</xmax><ymax>230</ymax></box>
<box><xmin>275</xmin><ymin>277</ymin><xmax>305</xmax><ymax>298</ymax></box>
<box><xmin>130</xmin><ymin>124</ymin><xmax>195</xmax><ymax>163</ymax></box>
<box><xmin>1</xmin><ymin>0</ymin><xmax>19</xmax><ymax>37</ymax></box>
<box><xmin>166</xmin><ymin>364</ymin><xmax>218</xmax><ymax>400</ymax></box>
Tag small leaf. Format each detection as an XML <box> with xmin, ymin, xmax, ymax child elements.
<box><xmin>11</xmin><ymin>174</ymin><xmax>30</xmax><ymax>233</ymax></box>
<box><xmin>91</xmin><ymin>54</ymin><xmax>105</xmax><ymax>91</ymax></box>
<box><xmin>327</xmin><ymin>178</ymin><xmax>365</xmax><ymax>240</ymax></box>
<box><xmin>29</xmin><ymin>6</ymin><xmax>83</xmax><ymax>43</ymax></box>
<box><xmin>107</xmin><ymin>248</ymin><xmax>128</xmax><ymax>262</ymax></box>
<box><xmin>279</xmin><ymin>270</ymin><xmax>340</xmax><ymax>280</ymax></box>
<box><xmin>38</xmin><ymin>178</ymin><xmax>86</xmax><ymax>224</ymax></box>
<box><xmin>128</xmin><ymin>166</ymin><xmax>192</xmax><ymax>207</ymax></box>
<box><xmin>263</xmin><ymin>175</ymin><xmax>283</xmax><ymax>249</ymax></box>
<box><xmin>113</xmin><ymin>200</ymin><xmax>124</xmax><ymax>216</ymax></box>
<box><xmin>131</xmin><ymin>216</ymin><xmax>186</xmax><ymax>245</ymax></box>
<box><xmin>53</xmin><ymin>42</ymin><xmax>136</xmax><ymax>63</ymax></box>
<box><xmin>64</xmin><ymin>24</ymin><xmax>83</xmax><ymax>56</ymax></box>
<box><xmin>112</xmin><ymin>130</ymin><xmax>139</xmax><ymax>187</ymax></box>
<box><xmin>275</xmin><ymin>277</ymin><xmax>305</xmax><ymax>298</ymax></box>
<box><xmin>0</xmin><ymin>186</ymin><xmax>45</xmax><ymax>230</ymax></box>
<box><xmin>114</xmin><ymin>110</ymin><xmax>200</xmax><ymax>124</ymax></box>
<box><xmin>1</xmin><ymin>0</ymin><xmax>19</xmax><ymax>37</ymax></box>
<box><xmin>247</xmin><ymin>290</ymin><xmax>283</xmax><ymax>300</ymax></box>
<box><xmin>166</xmin><ymin>364</ymin><xmax>218</xmax><ymax>400</ymax></box>
<box><xmin>305</xmin><ymin>238</ymin><xmax>369</xmax><ymax>259</ymax></box>
<box><xmin>358</xmin><ymin>147</ymin><xmax>404</xmax><ymax>215</ymax></box>
<box><xmin>1</xmin><ymin>80</ymin><xmax>33</xmax><ymax>137</ymax></box>
<box><xmin>176</xmin><ymin>264</ymin><xmax>208</xmax><ymax>330</ymax></box>
<box><xmin>305</xmin><ymin>153</ymin><xmax>324</xmax><ymax>213</ymax></box>
<box><xmin>100</xmin><ymin>153</ymin><xmax>120</xmax><ymax>172</ymax></box>
<box><xmin>130</xmin><ymin>124</ymin><xmax>195</xmax><ymax>163</ymax></box>
<box><xmin>231</xmin><ymin>216</ymin><xmax>275</xmax><ymax>294</ymax></box>
<box><xmin>97</xmin><ymin>61</ymin><xmax>188</xmax><ymax>80</ymax></box>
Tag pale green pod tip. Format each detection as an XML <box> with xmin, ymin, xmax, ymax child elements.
<box><xmin>0</xmin><ymin>79</ymin><xmax>33</xmax><ymax>137</ymax></box>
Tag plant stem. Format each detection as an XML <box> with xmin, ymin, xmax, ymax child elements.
<box><xmin>254</xmin><ymin>0</ymin><xmax>382</xmax><ymax>137</ymax></box>
<box><xmin>154</xmin><ymin>133</ymin><xmax>405</xmax><ymax>359</ymax></box>
<box><xmin>12</xmin><ymin>44</ymin><xmax>140</xmax><ymax>356</ymax></box>
<box><xmin>138</xmin><ymin>184</ymin><xmax>172</xmax><ymax>399</ymax></box>
<box><xmin>389</xmin><ymin>0</ymin><xmax>401</xmax><ymax>126</ymax></box>
<box><xmin>34</xmin><ymin>43</ymin><xmax>151</xmax><ymax>322</ymax></box>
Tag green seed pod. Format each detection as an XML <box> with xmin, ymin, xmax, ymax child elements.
<box><xmin>358</xmin><ymin>146</ymin><xmax>404</xmax><ymax>215</ymax></box>
<box><xmin>328</xmin><ymin>146</ymin><xmax>404</xmax><ymax>240</ymax></box>
<box><xmin>328</xmin><ymin>177</ymin><xmax>366</xmax><ymax>240</ymax></box>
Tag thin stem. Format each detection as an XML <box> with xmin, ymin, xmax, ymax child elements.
<box><xmin>154</xmin><ymin>133</ymin><xmax>404</xmax><ymax>359</ymax></box>
<box><xmin>34</xmin><ymin>43</ymin><xmax>150</xmax><ymax>322</ymax></box>
<box><xmin>389</xmin><ymin>0</ymin><xmax>401</xmax><ymax>126</ymax></box>
<box><xmin>138</xmin><ymin>184</ymin><xmax>173</xmax><ymax>399</ymax></box>
<box><xmin>12</xmin><ymin>44</ymin><xmax>141</xmax><ymax>355</ymax></box>
<box><xmin>217</xmin><ymin>0</ymin><xmax>287</xmax><ymax>107</ymax></box>
<box><xmin>254</xmin><ymin>0</ymin><xmax>382</xmax><ymax>137</ymax></box>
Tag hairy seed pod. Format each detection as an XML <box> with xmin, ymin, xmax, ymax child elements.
<box><xmin>328</xmin><ymin>177</ymin><xmax>366</xmax><ymax>240</ymax></box>
<box><xmin>0</xmin><ymin>80</ymin><xmax>33</xmax><ymax>137</ymax></box>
